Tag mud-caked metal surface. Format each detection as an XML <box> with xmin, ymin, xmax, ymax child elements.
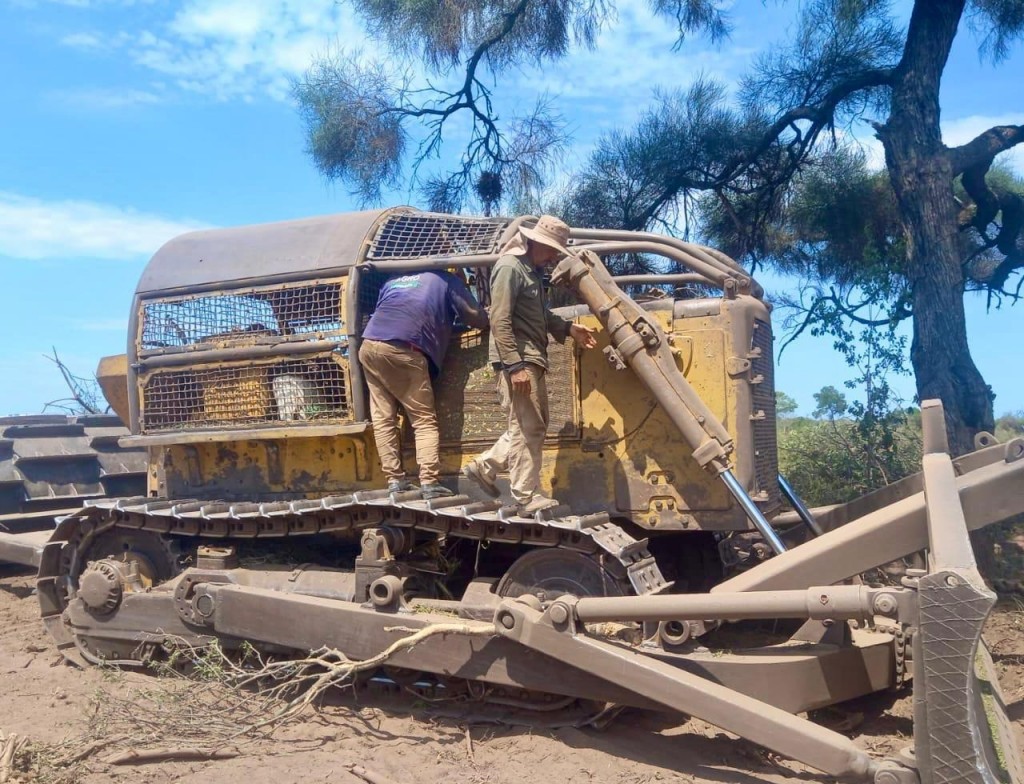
<box><xmin>35</xmin><ymin>487</ymin><xmax>669</xmax><ymax>664</ymax></box>
<box><xmin>18</xmin><ymin>206</ymin><xmax>1024</xmax><ymax>784</ymax></box>
<box><xmin>911</xmin><ymin>402</ymin><xmax>1022</xmax><ymax>784</ymax></box>
<box><xmin>0</xmin><ymin>414</ymin><xmax>147</xmax><ymax>567</ymax></box>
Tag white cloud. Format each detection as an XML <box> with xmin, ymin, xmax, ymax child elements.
<box><xmin>50</xmin><ymin>86</ymin><xmax>164</xmax><ymax>109</ymax></box>
<box><xmin>512</xmin><ymin>0</ymin><xmax>753</xmax><ymax>106</ymax></box>
<box><xmin>125</xmin><ymin>0</ymin><xmax>365</xmax><ymax>101</ymax></box>
<box><xmin>59</xmin><ymin>31</ymin><xmax>105</xmax><ymax>49</ymax></box>
<box><xmin>943</xmin><ymin>113</ymin><xmax>1024</xmax><ymax>173</ymax></box>
<box><xmin>0</xmin><ymin>192</ymin><xmax>211</xmax><ymax>261</ymax></box>
<box><xmin>30</xmin><ymin>0</ymin><xmax>154</xmax><ymax>6</ymax></box>
<box><xmin>53</xmin><ymin>0</ymin><xmax>753</xmax><ymax>110</ymax></box>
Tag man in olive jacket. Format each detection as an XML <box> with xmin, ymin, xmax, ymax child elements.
<box><xmin>463</xmin><ymin>215</ymin><xmax>597</xmax><ymax>514</ymax></box>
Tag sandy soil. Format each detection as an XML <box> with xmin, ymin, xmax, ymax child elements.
<box><xmin>1</xmin><ymin>563</ymin><xmax>1020</xmax><ymax>784</ymax></box>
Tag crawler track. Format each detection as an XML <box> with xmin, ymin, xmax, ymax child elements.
<box><xmin>0</xmin><ymin>414</ymin><xmax>146</xmax><ymax>529</ymax></box>
<box><xmin>37</xmin><ymin>490</ymin><xmax>672</xmax><ymax>663</ymax></box>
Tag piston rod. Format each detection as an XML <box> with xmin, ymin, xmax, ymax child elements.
<box><xmin>721</xmin><ymin>469</ymin><xmax>788</xmax><ymax>554</ymax></box>
<box><xmin>572</xmin><ymin>585</ymin><xmax>875</xmax><ymax>624</ymax></box>
<box><xmin>779</xmin><ymin>473</ymin><xmax>824</xmax><ymax>537</ymax></box>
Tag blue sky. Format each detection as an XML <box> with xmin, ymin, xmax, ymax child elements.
<box><xmin>1</xmin><ymin>0</ymin><xmax>1022</xmax><ymax>418</ymax></box>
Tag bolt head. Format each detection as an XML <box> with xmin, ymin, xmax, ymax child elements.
<box><xmin>498</xmin><ymin>612</ymin><xmax>516</xmax><ymax>630</ymax></box>
<box><xmin>195</xmin><ymin>592</ymin><xmax>215</xmax><ymax>618</ymax></box>
<box><xmin>548</xmin><ymin>603</ymin><xmax>570</xmax><ymax>624</ymax></box>
<box><xmin>874</xmin><ymin>593</ymin><xmax>898</xmax><ymax>615</ymax></box>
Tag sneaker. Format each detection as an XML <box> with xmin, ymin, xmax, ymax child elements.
<box><xmin>461</xmin><ymin>461</ymin><xmax>500</xmax><ymax>498</ymax></box>
<box><xmin>517</xmin><ymin>494</ymin><xmax>559</xmax><ymax>515</ymax></box>
<box><xmin>388</xmin><ymin>478</ymin><xmax>418</xmax><ymax>493</ymax></box>
<box><xmin>420</xmin><ymin>482</ymin><xmax>455</xmax><ymax>500</ymax></box>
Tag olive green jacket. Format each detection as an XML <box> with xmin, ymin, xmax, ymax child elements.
<box><xmin>487</xmin><ymin>253</ymin><xmax>571</xmax><ymax>370</ymax></box>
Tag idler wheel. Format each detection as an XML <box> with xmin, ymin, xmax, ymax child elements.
<box><xmin>496</xmin><ymin>549</ymin><xmax>627</xmax><ymax>602</ymax></box>
<box><xmin>78</xmin><ymin>560</ymin><xmax>125</xmax><ymax>615</ymax></box>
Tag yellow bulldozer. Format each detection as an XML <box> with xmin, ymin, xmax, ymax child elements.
<box><xmin>0</xmin><ymin>208</ymin><xmax>1021</xmax><ymax>784</ymax></box>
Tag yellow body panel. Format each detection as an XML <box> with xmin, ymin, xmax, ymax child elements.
<box><xmin>96</xmin><ymin>354</ymin><xmax>130</xmax><ymax>426</ymax></box>
<box><xmin>146</xmin><ymin>289</ymin><xmax>775</xmax><ymax>534</ymax></box>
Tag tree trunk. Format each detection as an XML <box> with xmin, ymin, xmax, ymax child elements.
<box><xmin>879</xmin><ymin>0</ymin><xmax>995</xmax><ymax>458</ymax></box>
<box><xmin>887</xmin><ymin>154</ymin><xmax>995</xmax><ymax>455</ymax></box>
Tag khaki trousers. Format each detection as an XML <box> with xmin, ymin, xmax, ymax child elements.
<box><xmin>358</xmin><ymin>339</ymin><xmax>440</xmax><ymax>484</ymax></box>
<box><xmin>475</xmin><ymin>364</ymin><xmax>548</xmax><ymax>504</ymax></box>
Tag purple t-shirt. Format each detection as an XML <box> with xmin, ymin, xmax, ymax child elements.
<box><xmin>362</xmin><ymin>271</ymin><xmax>476</xmax><ymax>374</ymax></box>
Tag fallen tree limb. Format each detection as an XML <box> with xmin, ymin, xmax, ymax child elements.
<box><xmin>103</xmin><ymin>746</ymin><xmax>240</xmax><ymax>765</ymax></box>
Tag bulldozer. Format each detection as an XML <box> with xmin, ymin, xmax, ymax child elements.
<box><xmin>0</xmin><ymin>207</ymin><xmax>1021</xmax><ymax>784</ymax></box>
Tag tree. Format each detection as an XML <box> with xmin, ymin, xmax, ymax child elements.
<box><xmin>777</xmin><ymin>401</ymin><xmax>922</xmax><ymax>506</ymax></box>
<box><xmin>775</xmin><ymin>391</ymin><xmax>798</xmax><ymax>417</ymax></box>
<box><xmin>296</xmin><ymin>0</ymin><xmax>1024</xmax><ymax>454</ymax></box>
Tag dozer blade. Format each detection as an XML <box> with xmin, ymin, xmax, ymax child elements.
<box><xmin>912</xmin><ymin>401</ymin><xmax>1022</xmax><ymax>784</ymax></box>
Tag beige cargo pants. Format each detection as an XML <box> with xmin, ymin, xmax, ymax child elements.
<box><xmin>358</xmin><ymin>339</ymin><xmax>440</xmax><ymax>484</ymax></box>
<box><xmin>475</xmin><ymin>364</ymin><xmax>548</xmax><ymax>504</ymax></box>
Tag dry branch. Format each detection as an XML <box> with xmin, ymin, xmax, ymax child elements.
<box><xmin>0</xmin><ymin>731</ymin><xmax>27</xmax><ymax>784</ymax></box>
<box><xmin>345</xmin><ymin>763</ymin><xmax>398</xmax><ymax>784</ymax></box>
<box><xmin>20</xmin><ymin>622</ymin><xmax>495</xmax><ymax>781</ymax></box>
<box><xmin>103</xmin><ymin>746</ymin><xmax>240</xmax><ymax>765</ymax></box>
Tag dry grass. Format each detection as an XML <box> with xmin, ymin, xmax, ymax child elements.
<box><xmin>12</xmin><ymin>622</ymin><xmax>492</xmax><ymax>781</ymax></box>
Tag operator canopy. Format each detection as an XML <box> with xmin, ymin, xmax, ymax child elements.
<box><xmin>135</xmin><ymin>208</ymin><xmax>512</xmax><ymax>294</ymax></box>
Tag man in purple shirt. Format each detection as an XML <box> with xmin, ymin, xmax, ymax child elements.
<box><xmin>359</xmin><ymin>270</ymin><xmax>487</xmax><ymax>498</ymax></box>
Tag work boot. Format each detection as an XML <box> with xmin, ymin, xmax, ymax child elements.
<box><xmin>517</xmin><ymin>494</ymin><xmax>559</xmax><ymax>515</ymax></box>
<box><xmin>420</xmin><ymin>482</ymin><xmax>455</xmax><ymax>500</ymax></box>
<box><xmin>388</xmin><ymin>477</ymin><xmax>418</xmax><ymax>493</ymax></box>
<box><xmin>461</xmin><ymin>460</ymin><xmax>500</xmax><ymax>498</ymax></box>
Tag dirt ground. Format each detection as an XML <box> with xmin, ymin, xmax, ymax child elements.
<box><xmin>1</xmin><ymin>563</ymin><xmax>1021</xmax><ymax>784</ymax></box>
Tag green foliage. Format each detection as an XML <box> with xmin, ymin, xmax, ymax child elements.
<box><xmin>812</xmin><ymin>385</ymin><xmax>847</xmax><ymax>419</ymax></box>
<box><xmin>995</xmin><ymin>411</ymin><xmax>1024</xmax><ymax>442</ymax></box>
<box><xmin>292</xmin><ymin>54</ymin><xmax>406</xmax><ymax>203</ymax></box>
<box><xmin>777</xmin><ymin>317</ymin><xmax>921</xmax><ymax>507</ymax></box>
<box><xmin>969</xmin><ymin>0</ymin><xmax>1024</xmax><ymax>60</ymax></box>
<box><xmin>351</xmin><ymin>0</ymin><xmax>611</xmax><ymax>72</ymax></box>
<box><xmin>779</xmin><ymin>386</ymin><xmax>922</xmax><ymax>506</ymax></box>
<box><xmin>779</xmin><ymin>411</ymin><xmax>922</xmax><ymax>505</ymax></box>
<box><xmin>775</xmin><ymin>390</ymin><xmax>798</xmax><ymax>416</ymax></box>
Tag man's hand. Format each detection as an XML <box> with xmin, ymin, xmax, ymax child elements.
<box><xmin>509</xmin><ymin>367</ymin><xmax>532</xmax><ymax>395</ymax></box>
<box><xmin>570</xmin><ymin>323</ymin><xmax>598</xmax><ymax>349</ymax></box>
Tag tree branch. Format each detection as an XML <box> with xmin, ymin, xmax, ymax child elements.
<box><xmin>628</xmin><ymin>68</ymin><xmax>895</xmax><ymax>230</ymax></box>
<box><xmin>949</xmin><ymin>124</ymin><xmax>1024</xmax><ymax>175</ymax></box>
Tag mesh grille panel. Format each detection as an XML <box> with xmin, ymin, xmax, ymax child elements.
<box><xmin>750</xmin><ymin>319</ymin><xmax>781</xmax><ymax>512</ymax></box>
<box><xmin>140</xmin><ymin>357</ymin><xmax>350</xmax><ymax>433</ymax></box>
<box><xmin>434</xmin><ymin>331</ymin><xmax>580</xmax><ymax>444</ymax></box>
<box><xmin>141</xmin><ymin>283</ymin><xmax>344</xmax><ymax>352</ymax></box>
<box><xmin>368</xmin><ymin>213</ymin><xmax>507</xmax><ymax>260</ymax></box>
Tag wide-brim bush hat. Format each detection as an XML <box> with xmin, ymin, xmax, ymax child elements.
<box><xmin>520</xmin><ymin>214</ymin><xmax>571</xmax><ymax>256</ymax></box>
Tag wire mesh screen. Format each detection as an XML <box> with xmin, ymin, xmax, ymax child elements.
<box><xmin>434</xmin><ymin>329</ymin><xmax>579</xmax><ymax>444</ymax></box>
<box><xmin>140</xmin><ymin>357</ymin><xmax>350</xmax><ymax>432</ymax></box>
<box><xmin>140</xmin><ymin>283</ymin><xmax>345</xmax><ymax>352</ymax></box>
<box><xmin>750</xmin><ymin>319</ymin><xmax>781</xmax><ymax>513</ymax></box>
<box><xmin>355</xmin><ymin>268</ymin><xmax>390</xmax><ymax>335</ymax></box>
<box><xmin>367</xmin><ymin>212</ymin><xmax>508</xmax><ymax>260</ymax></box>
